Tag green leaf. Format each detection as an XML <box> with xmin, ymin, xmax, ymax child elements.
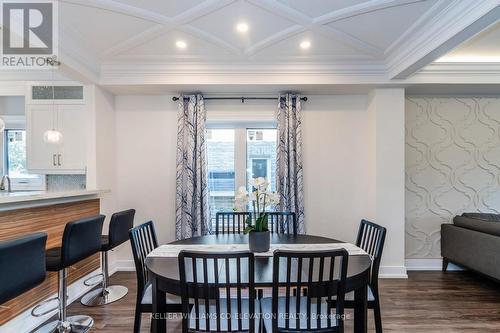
<box><xmin>255</xmin><ymin>214</ymin><xmax>268</xmax><ymax>232</ymax></box>
<box><xmin>244</xmin><ymin>226</ymin><xmax>254</xmax><ymax>234</ymax></box>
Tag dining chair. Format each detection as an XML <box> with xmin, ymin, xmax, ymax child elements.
<box><xmin>261</xmin><ymin>249</ymin><xmax>349</xmax><ymax>333</ymax></box>
<box><xmin>178</xmin><ymin>250</ymin><xmax>258</xmax><ymax>332</ymax></box>
<box><xmin>215</xmin><ymin>212</ymin><xmax>251</xmax><ymax>234</ymax></box>
<box><xmin>215</xmin><ymin>211</ymin><xmax>297</xmax><ymax>235</ymax></box>
<box><xmin>330</xmin><ymin>219</ymin><xmax>386</xmax><ymax>333</ymax></box>
<box><xmin>129</xmin><ymin>221</ymin><xmax>182</xmax><ymax>333</ymax></box>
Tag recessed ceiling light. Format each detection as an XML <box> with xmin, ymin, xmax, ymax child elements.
<box><xmin>176</xmin><ymin>40</ymin><xmax>187</xmax><ymax>49</ymax></box>
<box><xmin>300</xmin><ymin>40</ymin><xmax>311</xmax><ymax>49</ymax></box>
<box><xmin>236</xmin><ymin>22</ymin><xmax>249</xmax><ymax>33</ymax></box>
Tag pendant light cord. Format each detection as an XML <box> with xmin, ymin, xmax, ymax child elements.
<box><xmin>52</xmin><ymin>61</ymin><xmax>56</xmax><ymax>131</ymax></box>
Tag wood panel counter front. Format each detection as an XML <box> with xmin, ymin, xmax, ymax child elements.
<box><xmin>0</xmin><ymin>199</ymin><xmax>101</xmax><ymax>325</ymax></box>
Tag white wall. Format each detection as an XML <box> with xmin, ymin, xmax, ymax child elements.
<box><xmin>114</xmin><ymin>96</ymin><xmax>178</xmax><ymax>264</ymax></box>
<box><xmin>369</xmin><ymin>89</ymin><xmax>406</xmax><ymax>277</ymax></box>
<box><xmin>85</xmin><ymin>85</ymin><xmax>119</xmax><ymax>259</ymax></box>
<box><xmin>0</xmin><ymin>96</ymin><xmax>24</xmax><ymax>115</ymax></box>
<box><xmin>113</xmin><ymin>93</ymin><xmax>407</xmax><ymax>277</ymax></box>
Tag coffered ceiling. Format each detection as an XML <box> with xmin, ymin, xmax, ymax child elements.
<box><xmin>19</xmin><ymin>0</ymin><xmax>500</xmax><ymax>88</ymax></box>
<box><xmin>62</xmin><ymin>0</ymin><xmax>441</xmax><ymax>62</ymax></box>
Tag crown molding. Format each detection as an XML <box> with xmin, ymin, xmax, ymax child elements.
<box><xmin>99</xmin><ymin>60</ymin><xmax>500</xmax><ymax>87</ymax></box>
<box><xmin>99</xmin><ymin>61</ymin><xmax>388</xmax><ymax>85</ymax></box>
<box><xmin>406</xmin><ymin>62</ymin><xmax>500</xmax><ymax>84</ymax></box>
<box><xmin>386</xmin><ymin>0</ymin><xmax>500</xmax><ymax>79</ymax></box>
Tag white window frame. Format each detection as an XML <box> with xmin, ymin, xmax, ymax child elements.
<box><xmin>2</xmin><ymin>126</ymin><xmax>46</xmax><ymax>191</ymax></box>
<box><xmin>206</xmin><ymin>120</ymin><xmax>276</xmax><ymax>192</ymax></box>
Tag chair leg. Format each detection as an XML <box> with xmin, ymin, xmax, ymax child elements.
<box><xmin>373</xmin><ymin>298</ymin><xmax>383</xmax><ymax>333</ymax></box>
<box><xmin>133</xmin><ymin>304</ymin><xmax>142</xmax><ymax>333</ymax></box>
<box><xmin>442</xmin><ymin>258</ymin><xmax>449</xmax><ymax>272</ymax></box>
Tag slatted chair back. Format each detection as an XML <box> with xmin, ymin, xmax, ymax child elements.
<box><xmin>129</xmin><ymin>221</ymin><xmax>159</xmax><ymax>298</ymax></box>
<box><xmin>271</xmin><ymin>249</ymin><xmax>349</xmax><ymax>332</ymax></box>
<box><xmin>355</xmin><ymin>219</ymin><xmax>386</xmax><ymax>289</ymax></box>
<box><xmin>215</xmin><ymin>212</ymin><xmax>297</xmax><ymax>235</ymax></box>
<box><xmin>179</xmin><ymin>251</ymin><xmax>256</xmax><ymax>333</ymax></box>
<box><xmin>215</xmin><ymin>212</ymin><xmax>251</xmax><ymax>235</ymax></box>
<box><xmin>267</xmin><ymin>212</ymin><xmax>297</xmax><ymax>235</ymax></box>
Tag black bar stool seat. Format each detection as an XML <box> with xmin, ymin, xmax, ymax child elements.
<box><xmin>45</xmin><ymin>247</ymin><xmax>65</xmax><ymax>271</ymax></box>
<box><xmin>34</xmin><ymin>215</ymin><xmax>105</xmax><ymax>333</ymax></box>
<box><xmin>81</xmin><ymin>209</ymin><xmax>135</xmax><ymax>307</ymax></box>
<box><xmin>0</xmin><ymin>233</ymin><xmax>47</xmax><ymax>305</ymax></box>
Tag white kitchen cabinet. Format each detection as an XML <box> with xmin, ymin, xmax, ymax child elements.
<box><xmin>26</xmin><ymin>104</ymin><xmax>87</xmax><ymax>174</ymax></box>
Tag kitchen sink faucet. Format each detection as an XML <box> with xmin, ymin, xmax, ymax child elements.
<box><xmin>0</xmin><ymin>175</ymin><xmax>12</xmax><ymax>192</ymax></box>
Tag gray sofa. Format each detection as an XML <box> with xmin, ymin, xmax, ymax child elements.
<box><xmin>441</xmin><ymin>213</ymin><xmax>500</xmax><ymax>281</ymax></box>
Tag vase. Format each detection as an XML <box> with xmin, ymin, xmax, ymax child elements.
<box><xmin>249</xmin><ymin>230</ymin><xmax>270</xmax><ymax>253</ymax></box>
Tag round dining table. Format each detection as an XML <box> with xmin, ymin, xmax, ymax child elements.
<box><xmin>146</xmin><ymin>234</ymin><xmax>372</xmax><ymax>333</ymax></box>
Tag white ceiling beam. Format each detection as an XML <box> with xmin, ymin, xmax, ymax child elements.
<box><xmin>61</xmin><ymin>0</ymin><xmax>171</xmax><ymax>24</ymax></box>
<box><xmin>311</xmin><ymin>25</ymin><xmax>384</xmax><ymax>58</ymax></box>
<box><xmin>244</xmin><ymin>25</ymin><xmax>305</xmax><ymax>56</ymax></box>
<box><xmin>102</xmin><ymin>25</ymin><xmax>169</xmax><ymax>58</ymax></box>
<box><xmin>387</xmin><ymin>0</ymin><xmax>500</xmax><ymax>79</ymax></box>
<box><xmin>248</xmin><ymin>0</ymin><xmax>384</xmax><ymax>57</ymax></box>
<box><xmin>181</xmin><ymin>25</ymin><xmax>245</xmax><ymax>56</ymax></box>
<box><xmin>58</xmin><ymin>50</ymin><xmax>100</xmax><ymax>84</ymax></box>
<box><xmin>313</xmin><ymin>0</ymin><xmax>428</xmax><ymax>25</ymax></box>
<box><xmin>384</xmin><ymin>0</ymin><xmax>449</xmax><ymax>56</ymax></box>
<box><xmin>99</xmin><ymin>0</ymin><xmax>236</xmax><ymax>58</ymax></box>
<box><xmin>57</xmin><ymin>27</ymin><xmax>101</xmax><ymax>83</ymax></box>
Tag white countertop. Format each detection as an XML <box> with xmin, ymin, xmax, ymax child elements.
<box><xmin>0</xmin><ymin>189</ymin><xmax>109</xmax><ymax>205</ymax></box>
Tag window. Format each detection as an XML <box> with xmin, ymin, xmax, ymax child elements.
<box><xmin>207</xmin><ymin>127</ymin><xmax>277</xmax><ymax>224</ymax></box>
<box><xmin>3</xmin><ymin>129</ymin><xmax>46</xmax><ymax>191</ymax></box>
<box><xmin>207</xmin><ymin>129</ymin><xmax>235</xmax><ymax>217</ymax></box>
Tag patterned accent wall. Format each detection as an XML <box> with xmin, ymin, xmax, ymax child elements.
<box><xmin>405</xmin><ymin>97</ymin><xmax>500</xmax><ymax>259</ymax></box>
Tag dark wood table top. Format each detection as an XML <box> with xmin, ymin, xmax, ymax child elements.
<box><xmin>146</xmin><ymin>234</ymin><xmax>372</xmax><ymax>291</ymax></box>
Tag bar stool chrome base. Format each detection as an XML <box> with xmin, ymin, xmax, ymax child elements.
<box><xmin>34</xmin><ymin>315</ymin><xmax>93</xmax><ymax>333</ymax></box>
<box><xmin>81</xmin><ymin>285</ymin><xmax>128</xmax><ymax>306</ymax></box>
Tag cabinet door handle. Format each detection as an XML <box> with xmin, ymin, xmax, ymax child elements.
<box><xmin>57</xmin><ymin>154</ymin><xmax>61</xmax><ymax>166</ymax></box>
<box><xmin>53</xmin><ymin>154</ymin><xmax>57</xmax><ymax>166</ymax></box>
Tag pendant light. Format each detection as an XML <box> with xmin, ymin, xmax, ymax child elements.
<box><xmin>43</xmin><ymin>58</ymin><xmax>63</xmax><ymax>144</ymax></box>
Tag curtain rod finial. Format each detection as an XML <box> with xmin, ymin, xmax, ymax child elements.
<box><xmin>172</xmin><ymin>96</ymin><xmax>179</xmax><ymax>101</ymax></box>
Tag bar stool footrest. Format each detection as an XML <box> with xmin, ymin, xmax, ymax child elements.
<box><xmin>80</xmin><ymin>285</ymin><xmax>128</xmax><ymax>307</ymax></box>
<box><xmin>31</xmin><ymin>296</ymin><xmax>59</xmax><ymax>317</ymax></box>
<box><xmin>33</xmin><ymin>315</ymin><xmax>94</xmax><ymax>333</ymax></box>
<box><xmin>83</xmin><ymin>272</ymin><xmax>104</xmax><ymax>287</ymax></box>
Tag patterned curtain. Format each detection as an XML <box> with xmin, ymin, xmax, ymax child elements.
<box><xmin>175</xmin><ymin>94</ymin><xmax>210</xmax><ymax>240</ymax></box>
<box><xmin>276</xmin><ymin>94</ymin><xmax>305</xmax><ymax>234</ymax></box>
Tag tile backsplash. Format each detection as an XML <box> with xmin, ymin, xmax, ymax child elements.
<box><xmin>47</xmin><ymin>174</ymin><xmax>86</xmax><ymax>191</ymax></box>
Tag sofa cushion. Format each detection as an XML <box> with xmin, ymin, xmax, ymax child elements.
<box><xmin>461</xmin><ymin>213</ymin><xmax>500</xmax><ymax>222</ymax></box>
<box><xmin>453</xmin><ymin>216</ymin><xmax>500</xmax><ymax>237</ymax></box>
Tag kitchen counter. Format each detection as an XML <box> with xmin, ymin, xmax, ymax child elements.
<box><xmin>0</xmin><ymin>194</ymin><xmax>103</xmax><ymax>326</ymax></box>
<box><xmin>0</xmin><ymin>189</ymin><xmax>109</xmax><ymax>210</ymax></box>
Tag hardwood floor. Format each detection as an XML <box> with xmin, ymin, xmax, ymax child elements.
<box><xmin>63</xmin><ymin>271</ymin><xmax>500</xmax><ymax>332</ymax></box>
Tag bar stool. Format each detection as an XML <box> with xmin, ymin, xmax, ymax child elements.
<box><xmin>0</xmin><ymin>233</ymin><xmax>47</xmax><ymax>305</ymax></box>
<box><xmin>33</xmin><ymin>215</ymin><xmax>105</xmax><ymax>333</ymax></box>
<box><xmin>81</xmin><ymin>209</ymin><xmax>135</xmax><ymax>306</ymax></box>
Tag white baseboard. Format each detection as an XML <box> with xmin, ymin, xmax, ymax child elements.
<box><xmin>405</xmin><ymin>258</ymin><xmax>463</xmax><ymax>271</ymax></box>
<box><xmin>0</xmin><ymin>268</ymin><xmax>103</xmax><ymax>333</ymax></box>
<box><xmin>115</xmin><ymin>259</ymin><xmax>135</xmax><ymax>272</ymax></box>
<box><xmin>379</xmin><ymin>265</ymin><xmax>408</xmax><ymax>278</ymax></box>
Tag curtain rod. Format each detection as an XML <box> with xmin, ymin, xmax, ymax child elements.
<box><xmin>172</xmin><ymin>96</ymin><xmax>308</xmax><ymax>103</ymax></box>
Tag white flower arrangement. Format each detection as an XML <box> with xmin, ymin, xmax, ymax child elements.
<box><xmin>234</xmin><ymin>177</ymin><xmax>280</xmax><ymax>233</ymax></box>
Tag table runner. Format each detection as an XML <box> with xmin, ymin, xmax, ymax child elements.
<box><xmin>147</xmin><ymin>242</ymin><xmax>368</xmax><ymax>258</ymax></box>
